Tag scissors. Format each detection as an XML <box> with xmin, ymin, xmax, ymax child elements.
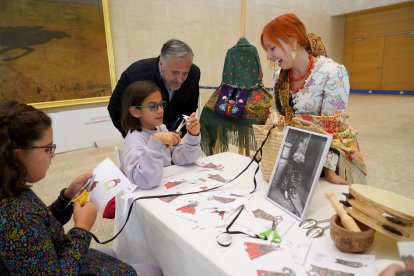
<box><xmin>65</xmin><ymin>174</ymin><xmax>96</xmax><ymax>208</ymax></box>
<box><xmin>174</xmin><ymin>114</ymin><xmax>190</xmax><ymax>134</ymax></box>
<box><xmin>258</xmin><ymin>219</ymin><xmax>282</xmax><ymax>244</ymax></box>
<box><xmin>216</xmin><ymin>210</ymin><xmax>283</xmax><ymax>247</ymax></box>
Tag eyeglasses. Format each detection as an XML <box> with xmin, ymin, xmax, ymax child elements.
<box><xmin>20</xmin><ymin>144</ymin><xmax>57</xmax><ymax>156</ymax></box>
<box><xmin>134</xmin><ymin>101</ymin><xmax>166</xmax><ymax>111</ymax></box>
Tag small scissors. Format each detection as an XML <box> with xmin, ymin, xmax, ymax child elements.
<box><xmin>174</xmin><ymin>115</ymin><xmax>190</xmax><ymax>134</ymax></box>
<box><xmin>216</xmin><ymin>207</ymin><xmax>283</xmax><ymax>247</ymax></box>
<box><xmin>258</xmin><ymin>219</ymin><xmax>282</xmax><ymax>244</ymax></box>
<box><xmin>65</xmin><ymin>174</ymin><xmax>96</xmax><ymax>208</ymax></box>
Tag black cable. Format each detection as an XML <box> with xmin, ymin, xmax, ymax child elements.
<box><xmin>91</xmin><ymin>124</ymin><xmax>278</xmax><ymax>244</ymax></box>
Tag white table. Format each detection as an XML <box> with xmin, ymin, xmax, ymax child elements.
<box><xmin>113</xmin><ymin>152</ymin><xmax>399</xmax><ymax>276</ymax></box>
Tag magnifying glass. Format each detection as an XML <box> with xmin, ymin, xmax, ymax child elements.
<box><xmin>216</xmin><ymin>232</ymin><xmax>233</xmax><ymax>247</ymax></box>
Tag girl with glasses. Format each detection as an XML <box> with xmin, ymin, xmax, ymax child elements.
<box><xmin>120</xmin><ymin>80</ymin><xmax>202</xmax><ymax>189</ymax></box>
<box><xmin>0</xmin><ymin>100</ymin><xmax>161</xmax><ymax>275</ymax></box>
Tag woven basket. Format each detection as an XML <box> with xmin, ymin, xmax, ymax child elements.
<box><xmin>252</xmin><ymin>124</ymin><xmax>284</xmax><ymax>181</ymax></box>
<box><xmin>253</xmin><ymin>118</ymin><xmax>328</xmax><ymax>181</ymax></box>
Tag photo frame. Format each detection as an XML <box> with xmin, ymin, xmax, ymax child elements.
<box><xmin>0</xmin><ymin>0</ymin><xmax>116</xmax><ymax>109</ymax></box>
<box><xmin>266</xmin><ymin>126</ymin><xmax>332</xmax><ymax>221</ymax></box>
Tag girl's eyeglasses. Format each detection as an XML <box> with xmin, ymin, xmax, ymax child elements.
<box><xmin>20</xmin><ymin>144</ymin><xmax>57</xmax><ymax>156</ymax></box>
<box><xmin>134</xmin><ymin>101</ymin><xmax>166</xmax><ymax>111</ymax></box>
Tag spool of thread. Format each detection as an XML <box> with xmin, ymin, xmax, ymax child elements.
<box><xmin>325</xmin><ymin>192</ymin><xmax>361</xmax><ymax>232</ymax></box>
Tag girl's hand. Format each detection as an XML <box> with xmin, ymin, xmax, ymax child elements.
<box><xmin>186</xmin><ymin>112</ymin><xmax>200</xmax><ymax>136</ymax></box>
<box><xmin>73</xmin><ymin>201</ymin><xmax>97</xmax><ymax>231</ymax></box>
<box><xmin>64</xmin><ymin>172</ymin><xmax>93</xmax><ymax>199</ymax></box>
<box><xmin>153</xmin><ymin>132</ymin><xmax>181</xmax><ymax>148</ymax></box>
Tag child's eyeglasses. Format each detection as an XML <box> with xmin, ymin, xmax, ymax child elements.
<box><xmin>20</xmin><ymin>144</ymin><xmax>57</xmax><ymax>156</ymax></box>
<box><xmin>134</xmin><ymin>101</ymin><xmax>166</xmax><ymax>111</ymax></box>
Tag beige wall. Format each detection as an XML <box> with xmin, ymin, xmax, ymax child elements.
<box><xmin>108</xmin><ymin>0</ymin><xmax>346</xmax><ymax>90</ymax></box>
<box><xmin>45</xmin><ymin>0</ymin><xmax>407</xmax><ymax>152</ymax></box>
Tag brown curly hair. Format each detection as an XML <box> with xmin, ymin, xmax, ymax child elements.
<box><xmin>0</xmin><ymin>100</ymin><xmax>51</xmax><ymax>199</ymax></box>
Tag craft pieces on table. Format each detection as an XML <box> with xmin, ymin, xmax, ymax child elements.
<box><xmin>169</xmin><ymin>191</ymin><xmax>251</xmax><ymax>229</ymax></box>
<box><xmin>238</xmin><ymin>238</ymin><xmax>305</xmax><ymax>275</ymax></box>
<box><xmin>196</xmin><ymin>161</ymin><xmax>224</xmax><ymax>170</ymax></box>
<box><xmin>161</xmin><ymin>165</ymin><xmax>231</xmax><ymax>193</ymax></box>
<box><xmin>113</xmin><ymin>152</ymin><xmax>386</xmax><ymax>276</ymax></box>
<box><xmin>304</xmin><ymin>244</ymin><xmax>375</xmax><ymax>276</ymax></box>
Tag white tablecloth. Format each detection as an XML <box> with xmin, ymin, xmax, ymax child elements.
<box><xmin>113</xmin><ymin>152</ymin><xmax>399</xmax><ymax>276</ymax></box>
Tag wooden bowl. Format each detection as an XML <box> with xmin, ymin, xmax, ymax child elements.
<box><xmin>330</xmin><ymin>214</ymin><xmax>376</xmax><ymax>253</ymax></box>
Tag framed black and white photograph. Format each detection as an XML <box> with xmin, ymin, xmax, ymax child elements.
<box><xmin>266</xmin><ymin>126</ymin><xmax>332</xmax><ymax>220</ymax></box>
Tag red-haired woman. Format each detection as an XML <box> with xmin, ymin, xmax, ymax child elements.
<box><xmin>260</xmin><ymin>13</ymin><xmax>367</xmax><ymax>185</ymax></box>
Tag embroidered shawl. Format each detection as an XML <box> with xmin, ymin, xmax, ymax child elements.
<box><xmin>274</xmin><ymin>34</ymin><xmax>367</xmax><ymax>183</ymax></box>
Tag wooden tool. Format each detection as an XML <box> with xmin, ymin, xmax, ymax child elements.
<box><xmin>325</xmin><ymin>192</ymin><xmax>361</xmax><ymax>232</ymax></box>
<box><xmin>343</xmin><ymin>184</ymin><xmax>414</xmax><ymax>240</ymax></box>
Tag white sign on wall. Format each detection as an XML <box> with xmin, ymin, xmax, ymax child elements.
<box><xmin>49</xmin><ymin>106</ymin><xmax>122</xmax><ymax>153</ymax></box>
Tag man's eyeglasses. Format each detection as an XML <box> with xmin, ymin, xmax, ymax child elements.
<box><xmin>134</xmin><ymin>101</ymin><xmax>166</xmax><ymax>111</ymax></box>
<box><xmin>20</xmin><ymin>144</ymin><xmax>57</xmax><ymax>156</ymax></box>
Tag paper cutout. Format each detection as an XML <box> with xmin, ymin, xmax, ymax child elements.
<box><xmin>159</xmin><ymin>195</ymin><xmax>179</xmax><ymax>203</ymax></box>
<box><xmin>307</xmin><ymin>265</ymin><xmax>354</xmax><ymax>276</ymax></box>
<box><xmin>256</xmin><ymin>268</ymin><xmax>295</xmax><ymax>276</ymax></box>
<box><xmin>253</xmin><ymin>209</ymin><xmax>275</xmax><ymax>221</ymax></box>
<box><xmin>244</xmin><ymin>242</ymin><xmax>279</xmax><ymax>260</ymax></box>
<box><xmin>199</xmin><ymin>162</ymin><xmax>224</xmax><ymax>170</ymax></box>
<box><xmin>176</xmin><ymin>201</ymin><xmax>198</xmax><ymax>215</ymax></box>
<box><xmin>88</xmin><ymin>158</ymin><xmax>136</xmax><ymax>210</ymax></box>
<box><xmin>208</xmin><ymin>173</ymin><xmax>227</xmax><ymax>183</ymax></box>
<box><xmin>164</xmin><ymin>180</ymin><xmax>186</xmax><ymax>189</ymax></box>
<box><xmin>304</xmin><ymin>249</ymin><xmax>374</xmax><ymax>275</ymax></box>
<box><xmin>335</xmin><ymin>259</ymin><xmax>365</xmax><ymax>268</ymax></box>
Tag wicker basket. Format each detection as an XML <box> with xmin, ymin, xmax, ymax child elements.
<box><xmin>253</xmin><ymin>118</ymin><xmax>327</xmax><ymax>181</ymax></box>
<box><xmin>252</xmin><ymin>124</ymin><xmax>284</xmax><ymax>181</ymax></box>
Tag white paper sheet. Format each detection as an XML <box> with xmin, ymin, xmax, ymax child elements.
<box><xmin>89</xmin><ymin>158</ymin><xmax>136</xmax><ymax>210</ymax></box>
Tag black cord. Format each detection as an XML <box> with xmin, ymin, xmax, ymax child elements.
<box><xmin>90</xmin><ymin>186</ymin><xmax>221</xmax><ymax>244</ymax></box>
<box><xmin>91</xmin><ymin>124</ymin><xmax>278</xmax><ymax>244</ymax></box>
<box><xmin>227</xmin><ymin>124</ymin><xmax>277</xmax><ymax>194</ymax></box>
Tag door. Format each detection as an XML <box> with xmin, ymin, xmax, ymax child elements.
<box><xmin>350</xmin><ymin>36</ymin><xmax>384</xmax><ymax>89</ymax></box>
<box><xmin>382</xmin><ymin>33</ymin><xmax>414</xmax><ymax>90</ymax></box>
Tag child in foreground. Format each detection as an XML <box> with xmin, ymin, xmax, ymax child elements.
<box><xmin>0</xmin><ymin>100</ymin><xmax>162</xmax><ymax>275</ymax></box>
<box><xmin>120</xmin><ymin>80</ymin><xmax>202</xmax><ymax>189</ymax></box>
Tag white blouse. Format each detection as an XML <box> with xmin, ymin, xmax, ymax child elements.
<box><xmin>272</xmin><ymin>56</ymin><xmax>350</xmax><ymax>116</ymax></box>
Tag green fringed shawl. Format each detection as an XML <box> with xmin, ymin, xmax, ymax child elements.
<box><xmin>200</xmin><ymin>38</ymin><xmax>272</xmax><ymax>155</ymax></box>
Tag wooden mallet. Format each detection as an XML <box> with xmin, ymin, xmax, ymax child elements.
<box><xmin>325</xmin><ymin>191</ymin><xmax>361</xmax><ymax>232</ymax></box>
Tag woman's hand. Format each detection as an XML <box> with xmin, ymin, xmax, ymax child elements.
<box><xmin>378</xmin><ymin>263</ymin><xmax>404</xmax><ymax>276</ymax></box>
<box><xmin>186</xmin><ymin>112</ymin><xmax>200</xmax><ymax>136</ymax></box>
<box><xmin>153</xmin><ymin>132</ymin><xmax>181</xmax><ymax>148</ymax></box>
<box><xmin>73</xmin><ymin>201</ymin><xmax>97</xmax><ymax>231</ymax></box>
<box><xmin>64</xmin><ymin>172</ymin><xmax>93</xmax><ymax>199</ymax></box>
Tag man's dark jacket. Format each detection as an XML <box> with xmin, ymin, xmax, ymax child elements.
<box><xmin>108</xmin><ymin>57</ymin><xmax>200</xmax><ymax>137</ymax></box>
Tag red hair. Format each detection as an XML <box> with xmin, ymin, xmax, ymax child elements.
<box><xmin>260</xmin><ymin>13</ymin><xmax>309</xmax><ymax>54</ymax></box>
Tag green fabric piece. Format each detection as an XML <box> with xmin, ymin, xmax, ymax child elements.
<box><xmin>199</xmin><ymin>38</ymin><xmax>272</xmax><ymax>156</ymax></box>
<box><xmin>222</xmin><ymin>38</ymin><xmax>263</xmax><ymax>89</ymax></box>
<box><xmin>200</xmin><ymin>108</ymin><xmax>259</xmax><ymax>156</ymax></box>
